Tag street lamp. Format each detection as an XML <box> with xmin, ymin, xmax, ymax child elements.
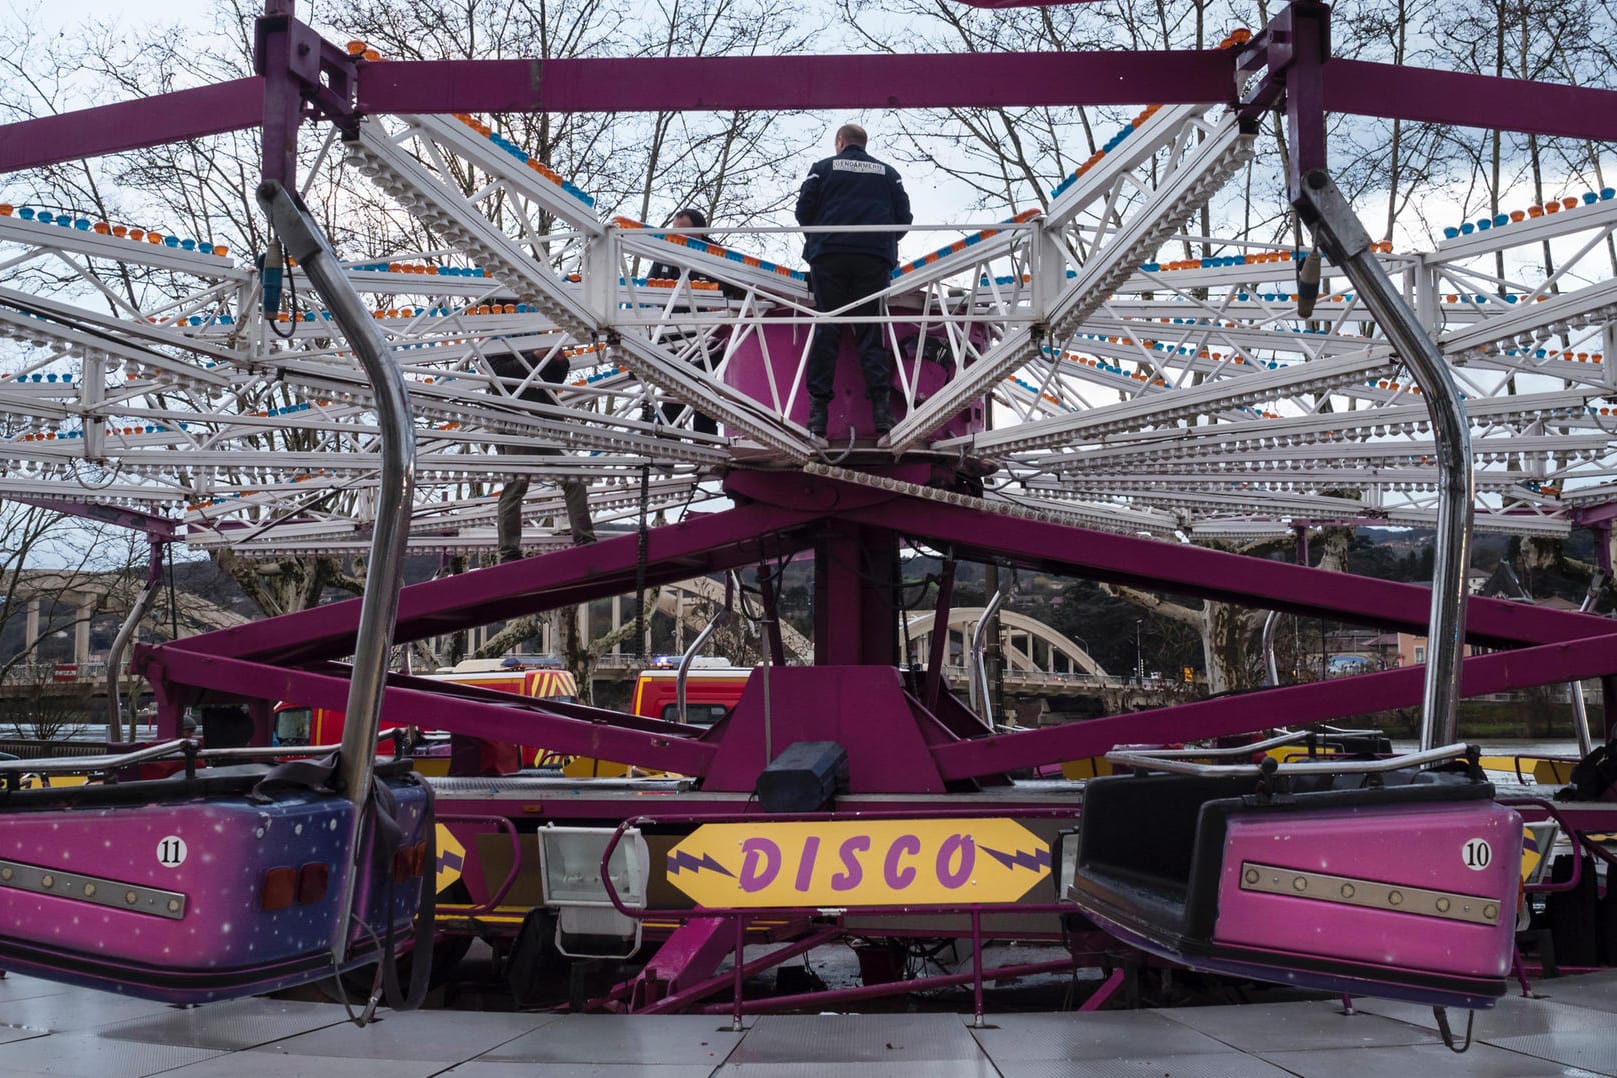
<box><xmin>1070</xmin><ymin>634</ymin><xmax>1090</xmax><ymax>677</ymax></box>
<box><xmin>1134</xmin><ymin>620</ymin><xmax>1144</xmax><ymax>684</ymax></box>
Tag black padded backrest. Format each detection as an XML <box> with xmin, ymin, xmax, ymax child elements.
<box><xmin>200</xmin><ymin>705</ymin><xmax>254</xmax><ymax>749</ymax></box>
<box><xmin>1079</xmin><ymin>773</ymin><xmax>1255</xmax><ymax>887</ymax></box>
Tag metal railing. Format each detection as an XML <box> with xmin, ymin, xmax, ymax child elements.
<box><xmin>0</xmin><ymin>739</ymin><xmax>352</xmax><ymax>777</ymax></box>
<box><xmin>1105</xmin><ymin>740</ymin><xmax>1475</xmax><ymax>778</ymax></box>
<box><xmin>0</xmin><ymin>660</ymin><xmax>113</xmax><ymax>685</ymax></box>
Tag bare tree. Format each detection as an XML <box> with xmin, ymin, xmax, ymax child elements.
<box><xmin>0</xmin><ymin>502</ymin><xmax>147</xmax><ymax>737</ymax></box>
<box><xmin>834</xmin><ymin>0</ymin><xmax>1111</xmax><ymax>214</ymax></box>
<box><xmin>326</xmin><ymin>0</ymin><xmax>817</xmax><ymax>251</ymax></box>
<box><xmin>1420</xmin><ymin>0</ymin><xmax>1605</xmax><ymax>284</ymax></box>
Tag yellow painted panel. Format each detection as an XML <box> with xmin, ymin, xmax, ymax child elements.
<box><xmin>667</xmin><ymin>818</ymin><xmax>1051</xmax><ymax>908</ymax></box>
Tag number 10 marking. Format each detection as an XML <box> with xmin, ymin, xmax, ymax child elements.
<box><xmin>1461</xmin><ymin>838</ymin><xmax>1492</xmax><ymax>871</ymax></box>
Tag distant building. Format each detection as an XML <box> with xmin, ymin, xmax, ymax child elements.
<box><xmin>1319</xmin><ymin>627</ymin><xmax>1472</xmax><ymax>672</ymax></box>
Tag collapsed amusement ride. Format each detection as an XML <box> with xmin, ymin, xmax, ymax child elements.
<box><xmin>3</xmin><ymin>0</ymin><xmax>1617</xmax><ymax>1026</ymax></box>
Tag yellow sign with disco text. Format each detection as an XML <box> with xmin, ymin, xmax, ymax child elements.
<box><xmin>665</xmin><ymin>818</ymin><xmax>1051</xmax><ymax>908</ymax></box>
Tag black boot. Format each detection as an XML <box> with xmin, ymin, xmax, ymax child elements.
<box><xmin>807</xmin><ymin>399</ymin><xmax>828</xmax><ymax>438</ymax></box>
<box><xmin>869</xmin><ymin>394</ymin><xmax>893</xmax><ymax>435</ymax></box>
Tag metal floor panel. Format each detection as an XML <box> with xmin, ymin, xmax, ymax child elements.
<box><xmin>1259</xmin><ymin>1041</ymin><xmax>1613</xmax><ymax>1077</ymax></box>
<box><xmin>1</xmin><ymin>970</ymin><xmax>1615</xmax><ymax>1077</ymax></box>
<box><xmin>967</xmin><ymin>1010</ymin><xmax>1238</xmax><ymax>1060</ymax></box>
<box><xmin>988</xmin><ymin>1054</ymin><xmax>1301</xmax><ymax>1078</ymax></box>
<box><xmin>0</xmin><ymin>977</ymin><xmax>88</xmax><ymax>1003</ymax></box>
<box><xmin>712</xmin><ymin>1062</ymin><xmax>1000</xmax><ymax>1077</ymax></box>
<box><xmin>1541</xmin><ymin>971</ymin><xmax>1617</xmax><ymax>1015</ymax></box>
<box><xmin>724</xmin><ymin>1014</ymin><xmax>984</xmax><ymax>1064</ymax></box>
<box><xmin>94</xmin><ymin>997</ymin><xmax>352</xmax><ymax>1050</ymax></box>
<box><xmin>0</xmin><ymin>981</ymin><xmax>173</xmax><ymax>1033</ymax></box>
<box><xmin>1487</xmin><ymin>1031</ymin><xmax>1617</xmax><ymax>1076</ymax></box>
<box><xmin>1352</xmin><ymin>994</ymin><xmax>1501</xmax><ymax>1030</ymax></box>
<box><xmin>453</xmin><ymin>1064</ymin><xmax>733</xmax><ymax>1078</ymax></box>
<box><xmin>1357</xmin><ymin>991</ymin><xmax>1608</xmax><ymax>1039</ymax></box>
<box><xmin>481</xmin><ymin>1013</ymin><xmax>743</xmax><ymax>1065</ymax></box>
<box><xmin>1159</xmin><ymin>999</ymin><xmax>1433</xmax><ymax>1052</ymax></box>
<box><xmin>158</xmin><ymin>1051</ymin><xmax>448</xmax><ymax>1078</ymax></box>
<box><xmin>0</xmin><ymin>1027</ymin><xmax>47</xmax><ymax>1047</ymax></box>
<box><xmin>0</xmin><ymin>1029</ymin><xmax>223</xmax><ymax>1077</ymax></box>
<box><xmin>247</xmin><ymin>1009</ymin><xmax>549</xmax><ymax>1064</ymax></box>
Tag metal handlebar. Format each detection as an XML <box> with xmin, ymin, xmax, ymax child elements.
<box><xmin>1104</xmin><ymin>741</ymin><xmax>1474</xmax><ymax>778</ymax></box>
<box><xmin>0</xmin><ymin>740</ymin><xmax>401</xmax><ymax>776</ymax></box>
<box><xmin>0</xmin><ymin>738</ymin><xmax>193</xmax><ymax>775</ymax></box>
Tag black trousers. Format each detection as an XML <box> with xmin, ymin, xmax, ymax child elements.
<box><xmin>806</xmin><ymin>252</ymin><xmax>893</xmax><ymax>403</ymax></box>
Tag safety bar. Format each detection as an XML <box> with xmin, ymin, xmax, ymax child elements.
<box><xmin>969</xmin><ymin>580</ymin><xmax>1009</xmax><ymax>729</ymax></box>
<box><xmin>1108</xmin><ymin>728</ymin><xmax>1313</xmax><ymax>761</ymax></box>
<box><xmin>1105</xmin><ymin>742</ymin><xmax>1473</xmax><ymax>778</ymax></box>
<box><xmin>0</xmin><ymin>738</ymin><xmax>193</xmax><ymax>775</ymax></box>
<box><xmin>1569</xmin><ymin>572</ymin><xmax>1605</xmax><ymax>756</ymax></box>
<box><xmin>1511</xmin><ymin>754</ymin><xmax>1578</xmax><ymax>786</ymax></box>
<box><xmin>1316</xmin><ymin>724</ymin><xmax>1392</xmax><ymax>737</ymax></box>
<box><xmin>1108</xmin><ymin>727</ymin><xmax>1394</xmax><ymax>762</ymax></box>
<box><xmin>1497</xmin><ymin>797</ymin><xmax>1582</xmax><ymax>895</ymax></box>
<box><xmin>434</xmin><ymin>814</ymin><xmax>524</xmax><ymax>916</ymax></box>
<box><xmin>0</xmin><ymin>739</ymin><xmax>407</xmax><ymax>776</ymax></box>
<box><xmin>105</xmin><ymin>539</ymin><xmax>165</xmax><ymax>740</ymax></box>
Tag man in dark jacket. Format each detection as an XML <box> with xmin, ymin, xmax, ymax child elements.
<box><xmin>489</xmin><ymin>349</ymin><xmax>595</xmax><ymax>560</ymax></box>
<box><xmin>647</xmin><ymin>207</ymin><xmax>709</xmax><ymax>283</ymax></box>
<box><xmin>795</xmin><ymin>123</ymin><xmax>912</xmax><ymax>438</ymax></box>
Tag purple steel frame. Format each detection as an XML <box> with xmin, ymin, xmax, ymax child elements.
<box><xmin>134</xmin><ymin>469</ymin><xmax>1617</xmax><ymax>785</ymax></box>
<box><xmin>597</xmin><ymin>807</ymin><xmax>1083</xmax><ymax>1021</ymax></box>
<box><xmin>3</xmin><ymin>0</ymin><xmax>1616</xmax><ymax>795</ymax></box>
<box><xmin>9</xmin><ymin>12</ymin><xmax>1617</xmax><ymax>177</ymax></box>
<box><xmin>10</xmin><ymin>0</ymin><xmax>1617</xmax><ymax>1013</ymax></box>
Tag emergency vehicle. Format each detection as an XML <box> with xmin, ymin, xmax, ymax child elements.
<box><xmin>560</xmin><ymin>663</ymin><xmax>751</xmax><ymax>777</ymax></box>
<box><xmin>628</xmin><ymin>663</ymin><xmax>750</xmax><ymax>726</ymax></box>
<box><xmin>273</xmin><ymin>658</ymin><xmax>579</xmax><ymax>775</ymax></box>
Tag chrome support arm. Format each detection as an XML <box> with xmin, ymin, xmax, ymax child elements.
<box><xmin>1260</xmin><ymin>609</ymin><xmax>1282</xmax><ymax>687</ymax></box>
<box><xmin>1293</xmin><ymin>171</ymin><xmax>1474</xmax><ymax>751</ymax></box>
<box><xmin>105</xmin><ymin>539</ymin><xmax>166</xmax><ymax>740</ymax></box>
<box><xmin>256</xmin><ymin>180</ymin><xmax>417</xmax><ymax>965</ymax></box>
<box><xmin>1570</xmin><ymin>572</ymin><xmax>1606</xmax><ymax>756</ymax></box>
<box><xmin>970</xmin><ymin>582</ymin><xmax>1008</xmax><ymax>730</ymax></box>
<box><xmin>676</xmin><ymin>607</ymin><xmax>732</xmax><ymax>725</ymax></box>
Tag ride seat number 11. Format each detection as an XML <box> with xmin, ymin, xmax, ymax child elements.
<box><xmin>156</xmin><ymin>835</ymin><xmax>188</xmax><ymax>868</ymax></box>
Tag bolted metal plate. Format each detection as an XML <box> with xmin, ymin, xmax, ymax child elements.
<box><xmin>1239</xmin><ymin>861</ymin><xmax>1499</xmax><ymax>925</ymax></box>
<box><xmin>0</xmin><ymin>858</ymin><xmax>186</xmax><ymax>920</ymax></box>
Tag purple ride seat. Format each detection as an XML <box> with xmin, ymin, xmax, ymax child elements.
<box><xmin>0</xmin><ymin>761</ymin><xmax>432</xmax><ymax>1003</ymax></box>
<box><xmin>1068</xmin><ymin>770</ymin><xmax>1522</xmax><ymax>1008</ymax></box>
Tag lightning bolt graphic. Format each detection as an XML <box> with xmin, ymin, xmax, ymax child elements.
<box><xmin>437</xmin><ymin>848</ymin><xmax>464</xmax><ymax>873</ymax></box>
<box><xmin>666</xmin><ymin>849</ymin><xmax>735</xmax><ymax>877</ymax></box>
<box><xmin>980</xmin><ymin>846</ymin><xmax>1051</xmax><ymax>873</ymax></box>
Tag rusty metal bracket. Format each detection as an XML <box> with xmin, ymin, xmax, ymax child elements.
<box><xmin>253</xmin><ymin>7</ymin><xmax>362</xmax><ymax>186</ymax></box>
<box><xmin>1234</xmin><ymin>1</ymin><xmax>1332</xmax><ymax>201</ymax></box>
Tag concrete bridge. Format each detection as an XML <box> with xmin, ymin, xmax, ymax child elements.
<box><xmin>3</xmin><ymin>576</ymin><xmax>1182</xmax><ymax>721</ymax></box>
